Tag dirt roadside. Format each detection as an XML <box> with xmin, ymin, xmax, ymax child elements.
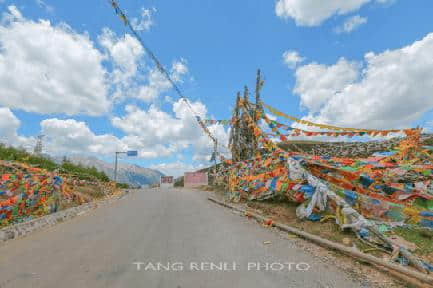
<box><xmin>203</xmin><ymin>186</ymin><xmax>432</xmax><ymax>288</ymax></box>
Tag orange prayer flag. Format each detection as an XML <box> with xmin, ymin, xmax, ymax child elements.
<box><xmin>10</xmin><ymin>196</ymin><xmax>17</xmax><ymax>204</ymax></box>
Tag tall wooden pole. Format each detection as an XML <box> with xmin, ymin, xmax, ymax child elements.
<box><xmin>213</xmin><ymin>139</ymin><xmax>218</xmax><ymax>184</ymax></box>
<box><xmin>254</xmin><ymin>69</ymin><xmax>262</xmax><ymax>121</ymax></box>
<box><xmin>232</xmin><ymin>92</ymin><xmax>241</xmax><ymax>162</ymax></box>
<box><xmin>230</xmin><ymin>71</ymin><xmax>264</xmax><ymax>162</ymax></box>
<box><xmin>242</xmin><ymin>86</ymin><xmax>252</xmax><ymax>160</ymax></box>
<box><xmin>254</xmin><ymin>69</ymin><xmax>263</xmax><ymax>156</ymax></box>
<box><xmin>243</xmin><ymin>85</ymin><xmax>249</xmax><ymax>104</ymax></box>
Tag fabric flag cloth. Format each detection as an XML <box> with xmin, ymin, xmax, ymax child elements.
<box><xmin>263</xmin><ymin>102</ymin><xmax>414</xmax><ymax>134</ymax></box>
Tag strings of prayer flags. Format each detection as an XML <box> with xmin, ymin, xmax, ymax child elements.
<box><xmin>263</xmin><ymin>102</ymin><xmax>417</xmax><ymax>134</ymax></box>
<box><xmin>202</xmin><ymin>119</ymin><xmax>233</xmax><ymax>126</ymax></box>
<box><xmin>262</xmin><ymin>104</ymin><xmax>416</xmax><ymax>138</ymax></box>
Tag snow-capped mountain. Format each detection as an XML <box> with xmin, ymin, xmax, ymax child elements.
<box><xmin>56</xmin><ymin>156</ymin><xmax>164</xmax><ymax>187</ymax></box>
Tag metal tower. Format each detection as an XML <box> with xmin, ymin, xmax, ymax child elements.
<box><xmin>34</xmin><ymin>135</ymin><xmax>45</xmax><ymax>155</ymax></box>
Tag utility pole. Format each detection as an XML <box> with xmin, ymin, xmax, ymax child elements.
<box><xmin>114</xmin><ymin>152</ymin><xmax>121</xmax><ymax>183</ymax></box>
<box><xmin>114</xmin><ymin>150</ymin><xmax>138</xmax><ymax>183</ymax></box>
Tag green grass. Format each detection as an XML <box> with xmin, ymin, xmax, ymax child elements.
<box><xmin>116</xmin><ymin>183</ymin><xmax>130</xmax><ymax>189</ymax></box>
<box><xmin>246</xmin><ymin>200</ymin><xmax>393</xmax><ymax>257</ymax></box>
<box><xmin>393</xmin><ymin>227</ymin><xmax>433</xmax><ymax>255</ymax></box>
<box><xmin>174</xmin><ymin>176</ymin><xmax>184</xmax><ymax>187</ymax></box>
<box><xmin>0</xmin><ymin>144</ymin><xmax>58</xmax><ymax>171</ymax></box>
<box><xmin>423</xmin><ymin>136</ymin><xmax>433</xmax><ymax>146</ymax></box>
<box><xmin>60</xmin><ymin>160</ymin><xmax>110</xmax><ymax>182</ymax></box>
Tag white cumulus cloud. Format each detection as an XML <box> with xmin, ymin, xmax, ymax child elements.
<box><xmin>135</xmin><ymin>60</ymin><xmax>189</xmax><ymax>102</ymax></box>
<box><xmin>294</xmin><ymin>58</ymin><xmax>360</xmax><ymax>113</ymax></box>
<box><xmin>335</xmin><ymin>15</ymin><xmax>367</xmax><ymax>34</ymax></box>
<box><xmin>0</xmin><ymin>107</ymin><xmax>33</xmax><ymax>149</ymax></box>
<box><xmin>99</xmin><ymin>28</ymin><xmax>188</xmax><ymax>103</ymax></box>
<box><xmin>41</xmin><ymin>118</ymin><xmax>124</xmax><ymax>156</ymax></box>
<box><xmin>150</xmin><ymin>162</ymin><xmax>205</xmax><ymax>178</ymax></box>
<box><xmin>0</xmin><ymin>6</ymin><xmax>226</xmax><ymax>168</ymax></box>
<box><xmin>0</xmin><ymin>107</ymin><xmax>20</xmax><ymax>141</ymax></box>
<box><xmin>282</xmin><ymin>50</ymin><xmax>305</xmax><ymax>69</ymax></box>
<box><xmin>35</xmin><ymin>0</ymin><xmax>54</xmax><ymax>13</ymax></box>
<box><xmin>292</xmin><ymin>32</ymin><xmax>433</xmax><ymax>129</ymax></box>
<box><xmin>99</xmin><ymin>28</ymin><xmax>144</xmax><ymax>82</ymax></box>
<box><xmin>112</xmin><ymin>99</ymin><xmax>229</xmax><ymax>161</ymax></box>
<box><xmin>131</xmin><ymin>7</ymin><xmax>156</xmax><ymax>32</ymax></box>
<box><xmin>275</xmin><ymin>0</ymin><xmax>391</xmax><ymax>26</ymax></box>
<box><xmin>0</xmin><ymin>6</ymin><xmax>110</xmax><ymax>116</ymax></box>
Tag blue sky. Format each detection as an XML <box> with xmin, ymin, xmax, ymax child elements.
<box><xmin>0</xmin><ymin>0</ymin><xmax>432</xmax><ymax>176</ymax></box>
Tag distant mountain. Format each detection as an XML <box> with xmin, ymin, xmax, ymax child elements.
<box><xmin>55</xmin><ymin>156</ymin><xmax>164</xmax><ymax>187</ymax></box>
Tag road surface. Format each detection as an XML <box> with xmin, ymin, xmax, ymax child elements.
<box><xmin>0</xmin><ymin>188</ymin><xmax>362</xmax><ymax>288</ymax></box>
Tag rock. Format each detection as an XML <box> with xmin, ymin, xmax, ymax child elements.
<box><xmin>342</xmin><ymin>237</ymin><xmax>352</xmax><ymax>246</ymax></box>
<box><xmin>388</xmin><ymin>235</ymin><xmax>417</xmax><ymax>252</ymax></box>
<box><xmin>0</xmin><ymin>230</ymin><xmax>14</xmax><ymax>241</ymax></box>
<box><xmin>0</xmin><ymin>230</ymin><xmax>6</xmax><ymax>241</ymax></box>
<box><xmin>419</xmin><ymin>227</ymin><xmax>433</xmax><ymax>238</ymax></box>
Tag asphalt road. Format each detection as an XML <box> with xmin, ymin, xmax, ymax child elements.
<box><xmin>0</xmin><ymin>188</ymin><xmax>362</xmax><ymax>288</ymax></box>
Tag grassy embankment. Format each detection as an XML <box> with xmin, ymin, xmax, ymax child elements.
<box><xmin>0</xmin><ymin>144</ymin><xmax>130</xmax><ymax>195</ymax></box>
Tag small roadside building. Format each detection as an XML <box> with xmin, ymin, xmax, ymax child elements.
<box><xmin>184</xmin><ymin>172</ymin><xmax>208</xmax><ymax>188</ymax></box>
<box><xmin>160</xmin><ymin>176</ymin><xmax>174</xmax><ymax>188</ymax></box>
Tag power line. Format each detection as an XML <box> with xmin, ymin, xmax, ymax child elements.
<box><xmin>108</xmin><ymin>0</ymin><xmax>219</xmax><ymax>147</ymax></box>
